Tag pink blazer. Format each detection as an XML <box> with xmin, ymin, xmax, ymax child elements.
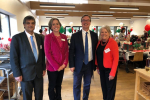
<box><xmin>44</xmin><ymin>32</ymin><xmax>69</xmax><ymax>71</ymax></box>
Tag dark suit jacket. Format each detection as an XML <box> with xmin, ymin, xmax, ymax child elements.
<box><xmin>69</xmin><ymin>30</ymin><xmax>98</xmax><ymax>74</ymax></box>
<box><xmin>10</xmin><ymin>31</ymin><xmax>46</xmax><ymax>81</ymax></box>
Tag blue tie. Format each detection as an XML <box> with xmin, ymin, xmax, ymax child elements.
<box><xmin>30</xmin><ymin>36</ymin><xmax>38</xmax><ymax>62</ymax></box>
<box><xmin>84</xmin><ymin>32</ymin><xmax>88</xmax><ymax>65</ymax></box>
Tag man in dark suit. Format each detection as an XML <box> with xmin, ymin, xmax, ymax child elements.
<box><xmin>10</xmin><ymin>16</ymin><xmax>46</xmax><ymax>100</ymax></box>
<box><xmin>69</xmin><ymin>15</ymin><xmax>98</xmax><ymax>100</ymax></box>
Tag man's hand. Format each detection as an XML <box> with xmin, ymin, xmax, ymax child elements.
<box><xmin>70</xmin><ymin>67</ymin><xmax>75</xmax><ymax>72</ymax></box>
<box><xmin>15</xmin><ymin>76</ymin><xmax>22</xmax><ymax>82</ymax></box>
<box><xmin>43</xmin><ymin>70</ymin><xmax>46</xmax><ymax>76</ymax></box>
<box><xmin>109</xmin><ymin>75</ymin><xmax>114</xmax><ymax>81</ymax></box>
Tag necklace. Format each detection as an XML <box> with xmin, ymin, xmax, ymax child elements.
<box><xmin>101</xmin><ymin>39</ymin><xmax>109</xmax><ymax>46</ymax></box>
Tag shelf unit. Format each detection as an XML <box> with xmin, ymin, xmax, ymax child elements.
<box><xmin>137</xmin><ymin>90</ymin><xmax>150</xmax><ymax>100</ymax></box>
<box><xmin>134</xmin><ymin>69</ymin><xmax>150</xmax><ymax>100</ymax></box>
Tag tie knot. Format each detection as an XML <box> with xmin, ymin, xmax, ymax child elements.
<box><xmin>86</xmin><ymin>32</ymin><xmax>88</xmax><ymax>35</ymax></box>
<box><xmin>30</xmin><ymin>36</ymin><xmax>33</xmax><ymax>39</ymax></box>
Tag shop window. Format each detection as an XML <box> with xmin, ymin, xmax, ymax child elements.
<box><xmin>0</xmin><ymin>12</ymin><xmax>11</xmax><ymax>52</ymax></box>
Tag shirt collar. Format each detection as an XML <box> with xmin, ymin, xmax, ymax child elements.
<box><xmin>25</xmin><ymin>30</ymin><xmax>35</xmax><ymax>38</ymax></box>
<box><xmin>82</xmin><ymin>29</ymin><xmax>90</xmax><ymax>34</ymax></box>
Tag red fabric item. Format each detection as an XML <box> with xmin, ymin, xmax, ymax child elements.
<box><xmin>44</xmin><ymin>32</ymin><xmax>69</xmax><ymax>71</ymax></box>
<box><xmin>124</xmin><ymin>42</ymin><xmax>132</xmax><ymax>45</ymax></box>
<box><xmin>95</xmin><ymin>38</ymin><xmax>119</xmax><ymax>77</ymax></box>
<box><xmin>55</xmin><ymin>36</ymin><xmax>63</xmax><ymax>48</ymax></box>
<box><xmin>133</xmin><ymin>50</ymin><xmax>150</xmax><ymax>52</ymax></box>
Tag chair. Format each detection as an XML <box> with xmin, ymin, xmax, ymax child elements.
<box><xmin>129</xmin><ymin>52</ymin><xmax>143</xmax><ymax>69</ymax></box>
<box><xmin>118</xmin><ymin>49</ymin><xmax>126</xmax><ymax>68</ymax></box>
<box><xmin>123</xmin><ymin>44</ymin><xmax>128</xmax><ymax>50</ymax></box>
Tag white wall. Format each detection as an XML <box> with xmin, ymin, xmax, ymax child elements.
<box><xmin>0</xmin><ymin>0</ymin><xmax>39</xmax><ymax>37</ymax></box>
<box><xmin>40</xmin><ymin>16</ymin><xmax>150</xmax><ymax>36</ymax></box>
<box><xmin>39</xmin><ymin>16</ymin><xmax>130</xmax><ymax>29</ymax></box>
<box><xmin>129</xmin><ymin>18</ymin><xmax>149</xmax><ymax>36</ymax></box>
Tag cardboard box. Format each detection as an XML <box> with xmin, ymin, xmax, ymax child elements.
<box><xmin>0</xmin><ymin>91</ymin><xmax>4</xmax><ymax>100</ymax></box>
<box><xmin>1</xmin><ymin>82</ymin><xmax>16</xmax><ymax>99</ymax></box>
<box><xmin>0</xmin><ymin>73</ymin><xmax>17</xmax><ymax>99</ymax></box>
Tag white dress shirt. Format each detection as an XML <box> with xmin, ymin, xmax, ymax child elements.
<box><xmin>25</xmin><ymin>30</ymin><xmax>39</xmax><ymax>57</ymax></box>
<box><xmin>82</xmin><ymin>29</ymin><xmax>93</xmax><ymax>62</ymax></box>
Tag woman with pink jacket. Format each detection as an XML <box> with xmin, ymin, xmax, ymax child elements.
<box><xmin>44</xmin><ymin>18</ymin><xmax>69</xmax><ymax>100</ymax></box>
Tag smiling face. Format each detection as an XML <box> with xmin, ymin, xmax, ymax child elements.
<box><xmin>81</xmin><ymin>16</ymin><xmax>91</xmax><ymax>31</ymax></box>
<box><xmin>23</xmin><ymin>20</ymin><xmax>35</xmax><ymax>34</ymax></box>
<box><xmin>100</xmin><ymin>28</ymin><xmax>110</xmax><ymax>42</ymax></box>
<box><xmin>51</xmin><ymin>20</ymin><xmax>61</xmax><ymax>33</ymax></box>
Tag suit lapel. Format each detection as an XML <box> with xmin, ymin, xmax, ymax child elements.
<box><xmin>52</xmin><ymin>33</ymin><xmax>61</xmax><ymax>52</ymax></box>
<box><xmin>78</xmin><ymin>30</ymin><xmax>84</xmax><ymax>53</ymax></box>
<box><xmin>22</xmin><ymin>32</ymin><xmax>33</xmax><ymax>52</ymax></box>
<box><xmin>21</xmin><ymin>32</ymin><xmax>35</xmax><ymax>61</ymax></box>
<box><xmin>60</xmin><ymin>33</ymin><xmax>65</xmax><ymax>50</ymax></box>
<box><xmin>90</xmin><ymin>31</ymin><xmax>95</xmax><ymax>53</ymax></box>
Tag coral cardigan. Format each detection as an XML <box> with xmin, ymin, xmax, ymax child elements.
<box><xmin>95</xmin><ymin>38</ymin><xmax>119</xmax><ymax>77</ymax></box>
<box><xmin>44</xmin><ymin>32</ymin><xmax>69</xmax><ymax>71</ymax></box>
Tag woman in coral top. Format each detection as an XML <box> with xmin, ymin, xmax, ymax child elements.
<box><xmin>95</xmin><ymin>25</ymin><xmax>119</xmax><ymax>100</ymax></box>
<box><xmin>44</xmin><ymin>18</ymin><xmax>68</xmax><ymax>100</ymax></box>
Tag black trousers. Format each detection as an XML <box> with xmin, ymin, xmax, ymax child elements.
<box><xmin>21</xmin><ymin>76</ymin><xmax>43</xmax><ymax>100</ymax></box>
<box><xmin>47</xmin><ymin>70</ymin><xmax>64</xmax><ymax>100</ymax></box>
<box><xmin>99</xmin><ymin>69</ymin><xmax>117</xmax><ymax>100</ymax></box>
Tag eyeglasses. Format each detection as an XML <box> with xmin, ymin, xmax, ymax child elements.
<box><xmin>25</xmin><ymin>22</ymin><xmax>35</xmax><ymax>25</ymax></box>
<box><xmin>81</xmin><ymin>20</ymin><xmax>91</xmax><ymax>22</ymax></box>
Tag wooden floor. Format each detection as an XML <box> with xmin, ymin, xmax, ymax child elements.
<box><xmin>18</xmin><ymin>65</ymin><xmax>146</xmax><ymax>100</ymax></box>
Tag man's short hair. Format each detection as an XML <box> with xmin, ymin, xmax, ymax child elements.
<box><xmin>23</xmin><ymin>15</ymin><xmax>35</xmax><ymax>24</ymax></box>
<box><xmin>81</xmin><ymin>14</ymin><xmax>91</xmax><ymax>22</ymax></box>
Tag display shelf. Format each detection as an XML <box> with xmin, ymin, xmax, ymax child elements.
<box><xmin>137</xmin><ymin>90</ymin><xmax>150</xmax><ymax>100</ymax></box>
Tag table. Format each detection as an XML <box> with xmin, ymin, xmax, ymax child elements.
<box><xmin>119</xmin><ymin>49</ymin><xmax>150</xmax><ymax>73</ymax></box>
<box><xmin>134</xmin><ymin>69</ymin><xmax>150</xmax><ymax>100</ymax></box>
<box><xmin>125</xmin><ymin>50</ymin><xmax>150</xmax><ymax>61</ymax></box>
<box><xmin>0</xmin><ymin>54</ymin><xmax>10</xmax><ymax>76</ymax></box>
<box><xmin>0</xmin><ymin>51</ymin><xmax>10</xmax><ymax>55</ymax></box>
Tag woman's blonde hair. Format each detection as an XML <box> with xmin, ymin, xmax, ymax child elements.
<box><xmin>99</xmin><ymin>25</ymin><xmax>111</xmax><ymax>40</ymax></box>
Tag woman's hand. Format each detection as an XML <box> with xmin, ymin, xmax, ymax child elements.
<box><xmin>97</xmin><ymin>69</ymin><xmax>100</xmax><ymax>75</ymax></box>
<box><xmin>109</xmin><ymin>75</ymin><xmax>114</xmax><ymax>81</ymax></box>
<box><xmin>58</xmin><ymin>64</ymin><xmax>66</xmax><ymax>71</ymax></box>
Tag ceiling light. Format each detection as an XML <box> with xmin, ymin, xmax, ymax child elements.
<box><xmin>110</xmin><ymin>7</ymin><xmax>139</xmax><ymax>10</ymax></box>
<box><xmin>92</xmin><ymin>14</ymin><xmax>113</xmax><ymax>16</ymax></box>
<box><xmin>45</xmin><ymin>13</ymin><xmax>69</xmax><ymax>15</ymax></box>
<box><xmin>40</xmin><ymin>4</ymin><xmax>75</xmax><ymax>8</ymax></box>
<box><xmin>133</xmin><ymin>15</ymin><xmax>150</xmax><ymax>17</ymax></box>
<box><xmin>116</xmin><ymin>18</ymin><xmax>131</xmax><ymax>20</ymax></box>
<box><xmin>91</xmin><ymin>18</ymin><xmax>100</xmax><ymax>20</ymax></box>
<box><xmin>46</xmin><ymin>17</ymin><xmax>52</xmax><ymax>18</ymax></box>
<box><xmin>57</xmin><ymin>17</ymin><xmax>65</xmax><ymax>19</ymax></box>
